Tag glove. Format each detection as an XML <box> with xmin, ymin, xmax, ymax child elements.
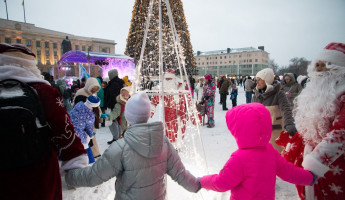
<box><xmin>196</xmin><ymin>177</ymin><xmax>202</xmax><ymax>192</ymax></box>
<box><xmin>285</xmin><ymin>124</ymin><xmax>297</xmax><ymax>136</ymax></box>
<box><xmin>100</xmin><ymin>113</ymin><xmax>110</xmax><ymax>119</ymax></box>
<box><xmin>92</xmin><ymin>132</ymin><xmax>96</xmax><ymax>136</ymax></box>
<box><xmin>309</xmin><ymin>171</ymin><xmax>318</xmax><ymax>185</ymax></box>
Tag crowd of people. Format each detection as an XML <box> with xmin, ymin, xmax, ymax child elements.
<box><xmin>1</xmin><ymin>42</ymin><xmax>344</xmax><ymax>200</ymax></box>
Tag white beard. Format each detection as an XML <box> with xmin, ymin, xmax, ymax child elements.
<box><xmin>163</xmin><ymin>79</ymin><xmax>177</xmax><ymax>91</ymax></box>
<box><xmin>294</xmin><ymin>64</ymin><xmax>345</xmax><ymax>146</ymax></box>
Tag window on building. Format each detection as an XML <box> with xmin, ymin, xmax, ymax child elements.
<box><xmin>54</xmin><ymin>51</ymin><xmax>57</xmax><ymax>56</ymax></box>
<box><xmin>16</xmin><ymin>39</ymin><xmax>22</xmax><ymax>44</ymax></box>
<box><xmin>75</xmin><ymin>45</ymin><xmax>79</xmax><ymax>50</ymax></box>
<box><xmin>53</xmin><ymin>43</ymin><xmax>57</xmax><ymax>48</ymax></box>
<box><xmin>202</xmin><ymin>62</ymin><xmax>204</xmax><ymax>65</ymax></box>
<box><xmin>37</xmin><ymin>57</ymin><xmax>41</xmax><ymax>64</ymax></box>
<box><xmin>26</xmin><ymin>39</ymin><xmax>31</xmax><ymax>46</ymax></box>
<box><xmin>206</xmin><ymin>57</ymin><xmax>208</xmax><ymax>60</ymax></box>
<box><xmin>248</xmin><ymin>54</ymin><xmax>252</xmax><ymax>57</ymax></box>
<box><xmin>36</xmin><ymin>41</ymin><xmax>41</xmax><ymax>47</ymax></box>
<box><xmin>220</xmin><ymin>61</ymin><xmax>222</xmax><ymax>64</ymax></box>
<box><xmin>229</xmin><ymin>61</ymin><xmax>231</xmax><ymax>63</ymax></box>
<box><xmin>255</xmin><ymin>53</ymin><xmax>258</xmax><ymax>56</ymax></box>
<box><xmin>82</xmin><ymin>46</ymin><xmax>86</xmax><ymax>51</ymax></box>
<box><xmin>102</xmin><ymin>48</ymin><xmax>108</xmax><ymax>53</ymax></box>
<box><xmin>215</xmin><ymin>57</ymin><xmax>217</xmax><ymax>59</ymax></box>
<box><xmin>37</xmin><ymin>50</ymin><xmax>41</xmax><ymax>55</ymax></box>
<box><xmin>239</xmin><ymin>55</ymin><xmax>242</xmax><ymax>58</ymax></box>
<box><xmin>45</xmin><ymin>50</ymin><xmax>49</xmax><ymax>56</ymax></box>
<box><xmin>234</xmin><ymin>61</ymin><xmax>236</xmax><ymax>64</ymax></box>
<box><xmin>249</xmin><ymin>59</ymin><xmax>252</xmax><ymax>62</ymax></box>
<box><xmin>5</xmin><ymin>38</ymin><xmax>11</xmax><ymax>44</ymax></box>
<box><xmin>224</xmin><ymin>56</ymin><xmax>226</xmax><ymax>59</ymax></box>
<box><xmin>45</xmin><ymin>42</ymin><xmax>49</xmax><ymax>48</ymax></box>
<box><xmin>46</xmin><ymin>59</ymin><xmax>50</xmax><ymax>65</ymax></box>
<box><xmin>207</xmin><ymin>62</ymin><xmax>208</xmax><ymax>65</ymax></box>
<box><xmin>220</xmin><ymin>56</ymin><xmax>222</xmax><ymax>59</ymax></box>
<box><xmin>255</xmin><ymin>59</ymin><xmax>258</xmax><ymax>62</ymax></box>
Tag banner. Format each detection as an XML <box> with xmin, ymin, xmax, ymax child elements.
<box><xmin>79</xmin><ymin>64</ymin><xmax>90</xmax><ymax>79</ymax></box>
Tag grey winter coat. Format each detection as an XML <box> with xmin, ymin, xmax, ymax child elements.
<box><xmin>244</xmin><ymin>79</ymin><xmax>255</xmax><ymax>92</ymax></box>
<box><xmin>282</xmin><ymin>73</ymin><xmax>302</xmax><ymax>106</ymax></box>
<box><xmin>252</xmin><ymin>82</ymin><xmax>294</xmax><ymax>130</ymax></box>
<box><xmin>65</xmin><ymin>121</ymin><xmax>200</xmax><ymax>200</ymax></box>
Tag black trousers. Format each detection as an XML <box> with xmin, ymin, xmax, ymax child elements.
<box><xmin>232</xmin><ymin>98</ymin><xmax>237</xmax><ymax>107</ymax></box>
<box><xmin>221</xmin><ymin>93</ymin><xmax>227</xmax><ymax>109</ymax></box>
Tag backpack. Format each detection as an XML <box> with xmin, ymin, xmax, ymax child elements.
<box><xmin>0</xmin><ymin>79</ymin><xmax>51</xmax><ymax>170</ymax></box>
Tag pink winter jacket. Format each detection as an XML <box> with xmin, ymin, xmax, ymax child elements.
<box><xmin>200</xmin><ymin>103</ymin><xmax>313</xmax><ymax>200</ymax></box>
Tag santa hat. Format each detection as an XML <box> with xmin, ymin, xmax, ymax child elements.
<box><xmin>316</xmin><ymin>43</ymin><xmax>345</xmax><ymax>67</ymax></box>
<box><xmin>125</xmin><ymin>92</ymin><xmax>151</xmax><ymax>125</ymax></box>
<box><xmin>256</xmin><ymin>68</ymin><xmax>274</xmax><ymax>85</ymax></box>
<box><xmin>164</xmin><ymin>68</ymin><xmax>176</xmax><ymax>79</ymax></box>
<box><xmin>0</xmin><ymin>43</ymin><xmax>47</xmax><ymax>82</ymax></box>
<box><xmin>84</xmin><ymin>95</ymin><xmax>100</xmax><ymax>110</ymax></box>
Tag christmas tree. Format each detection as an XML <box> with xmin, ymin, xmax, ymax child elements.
<box><xmin>125</xmin><ymin>0</ymin><xmax>197</xmax><ymax>76</ymax></box>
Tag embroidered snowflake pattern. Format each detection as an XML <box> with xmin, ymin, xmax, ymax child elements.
<box><xmin>329</xmin><ymin>183</ymin><xmax>343</xmax><ymax>195</ymax></box>
<box><xmin>320</xmin><ymin>153</ymin><xmax>333</xmax><ymax>165</ymax></box>
<box><xmin>330</xmin><ymin>165</ymin><xmax>344</xmax><ymax>176</ymax></box>
<box><xmin>56</xmin><ymin>97</ymin><xmax>64</xmax><ymax>107</ymax></box>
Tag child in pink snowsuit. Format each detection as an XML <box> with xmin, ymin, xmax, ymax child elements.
<box><xmin>200</xmin><ymin>103</ymin><xmax>316</xmax><ymax>200</ymax></box>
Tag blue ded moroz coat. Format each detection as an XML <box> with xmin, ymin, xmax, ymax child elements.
<box><xmin>65</xmin><ymin>121</ymin><xmax>200</xmax><ymax>199</ymax></box>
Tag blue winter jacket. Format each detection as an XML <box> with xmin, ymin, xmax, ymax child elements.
<box><xmin>69</xmin><ymin>102</ymin><xmax>95</xmax><ymax>147</ymax></box>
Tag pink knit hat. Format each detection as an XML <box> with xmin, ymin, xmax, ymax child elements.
<box><xmin>316</xmin><ymin>42</ymin><xmax>345</xmax><ymax>67</ymax></box>
<box><xmin>204</xmin><ymin>74</ymin><xmax>211</xmax><ymax>81</ymax></box>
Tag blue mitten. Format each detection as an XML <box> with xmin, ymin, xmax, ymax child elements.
<box><xmin>310</xmin><ymin>171</ymin><xmax>318</xmax><ymax>185</ymax></box>
<box><xmin>92</xmin><ymin>132</ymin><xmax>96</xmax><ymax>136</ymax></box>
<box><xmin>100</xmin><ymin>113</ymin><xmax>110</xmax><ymax>119</ymax></box>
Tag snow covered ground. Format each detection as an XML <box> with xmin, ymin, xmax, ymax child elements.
<box><xmin>62</xmin><ymin>85</ymin><xmax>299</xmax><ymax>200</ymax></box>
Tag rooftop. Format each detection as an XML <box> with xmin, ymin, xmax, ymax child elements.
<box><xmin>195</xmin><ymin>47</ymin><xmax>266</xmax><ymax>56</ymax></box>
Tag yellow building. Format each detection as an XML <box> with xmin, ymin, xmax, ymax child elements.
<box><xmin>195</xmin><ymin>47</ymin><xmax>269</xmax><ymax>76</ymax></box>
<box><xmin>0</xmin><ymin>18</ymin><xmax>116</xmax><ymax>78</ymax></box>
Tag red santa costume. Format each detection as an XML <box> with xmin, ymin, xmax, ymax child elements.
<box><xmin>0</xmin><ymin>43</ymin><xmax>87</xmax><ymax>200</ymax></box>
<box><xmin>277</xmin><ymin>43</ymin><xmax>345</xmax><ymax>200</ymax></box>
<box><xmin>151</xmin><ymin>69</ymin><xmax>199</xmax><ymax>142</ymax></box>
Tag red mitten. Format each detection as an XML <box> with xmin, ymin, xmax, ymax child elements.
<box><xmin>275</xmin><ymin>131</ymin><xmax>291</xmax><ymax>146</ymax></box>
<box><xmin>279</xmin><ymin>131</ymin><xmax>304</xmax><ymax>164</ymax></box>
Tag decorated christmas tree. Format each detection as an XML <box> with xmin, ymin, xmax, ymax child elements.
<box><xmin>125</xmin><ymin>0</ymin><xmax>197</xmax><ymax>76</ymax></box>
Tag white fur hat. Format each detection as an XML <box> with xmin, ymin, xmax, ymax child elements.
<box><xmin>297</xmin><ymin>75</ymin><xmax>308</xmax><ymax>85</ymax></box>
<box><xmin>316</xmin><ymin>43</ymin><xmax>345</xmax><ymax>67</ymax></box>
<box><xmin>256</xmin><ymin>68</ymin><xmax>274</xmax><ymax>85</ymax></box>
<box><xmin>125</xmin><ymin>92</ymin><xmax>151</xmax><ymax>125</ymax></box>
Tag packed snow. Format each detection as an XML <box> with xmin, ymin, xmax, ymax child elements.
<box><xmin>62</xmin><ymin>85</ymin><xmax>299</xmax><ymax>200</ymax></box>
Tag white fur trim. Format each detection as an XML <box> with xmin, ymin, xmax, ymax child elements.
<box><xmin>164</xmin><ymin>73</ymin><xmax>175</xmax><ymax>79</ymax></box>
<box><xmin>60</xmin><ymin>154</ymin><xmax>88</xmax><ymax>174</ymax></box>
<box><xmin>302</xmin><ymin>154</ymin><xmax>329</xmax><ymax>177</ymax></box>
<box><xmin>316</xmin><ymin>49</ymin><xmax>345</xmax><ymax>67</ymax></box>
<box><xmin>0</xmin><ymin>65</ymin><xmax>50</xmax><ymax>85</ymax></box>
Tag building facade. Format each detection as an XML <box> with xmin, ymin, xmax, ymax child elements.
<box><xmin>195</xmin><ymin>47</ymin><xmax>269</xmax><ymax>76</ymax></box>
<box><xmin>0</xmin><ymin>19</ymin><xmax>116</xmax><ymax>78</ymax></box>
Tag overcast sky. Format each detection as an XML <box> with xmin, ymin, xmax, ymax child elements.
<box><xmin>1</xmin><ymin>0</ymin><xmax>345</xmax><ymax>66</ymax></box>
